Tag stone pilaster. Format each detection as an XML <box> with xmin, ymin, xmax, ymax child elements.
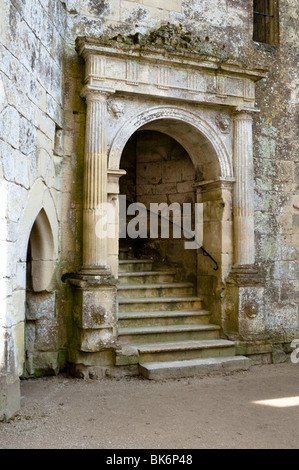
<box><xmin>232</xmin><ymin>111</ymin><xmax>255</xmax><ymax>266</ymax></box>
<box><xmin>81</xmin><ymin>86</ymin><xmax>114</xmax><ymax>272</ymax></box>
<box><xmin>68</xmin><ymin>86</ymin><xmax>118</xmax><ymax>375</ymax></box>
<box><xmin>225</xmin><ymin>111</ymin><xmax>266</xmax><ymax>343</ymax></box>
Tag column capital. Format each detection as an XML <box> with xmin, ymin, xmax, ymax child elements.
<box><xmin>233</xmin><ymin>108</ymin><xmax>259</xmax><ymax>120</ymax></box>
<box><xmin>80</xmin><ymin>84</ymin><xmax>115</xmax><ymax>101</ymax></box>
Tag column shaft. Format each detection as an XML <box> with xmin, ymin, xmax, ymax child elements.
<box><xmin>233</xmin><ymin>112</ymin><xmax>255</xmax><ymax>266</ymax></box>
<box><xmin>82</xmin><ymin>91</ymin><xmax>109</xmax><ymax>270</ymax></box>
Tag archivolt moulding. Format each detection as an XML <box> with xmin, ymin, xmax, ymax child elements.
<box><xmin>108</xmin><ymin>105</ymin><xmax>232</xmax><ymax>179</ymax></box>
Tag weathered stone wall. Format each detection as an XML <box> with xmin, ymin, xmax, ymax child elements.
<box><xmin>252</xmin><ymin>1</ymin><xmax>299</xmax><ymax>347</ymax></box>
<box><xmin>0</xmin><ymin>0</ymin><xmax>67</xmax><ymax>419</ymax></box>
<box><xmin>1</xmin><ymin>0</ymin><xmax>298</xmax><ymax>418</ymax></box>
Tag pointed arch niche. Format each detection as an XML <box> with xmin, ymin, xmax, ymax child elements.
<box><xmin>16</xmin><ymin>180</ymin><xmax>59</xmax><ymax>377</ymax></box>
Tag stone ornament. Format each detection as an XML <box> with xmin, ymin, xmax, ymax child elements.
<box><xmin>215</xmin><ymin>112</ymin><xmax>231</xmax><ymax>133</ymax></box>
<box><xmin>108</xmin><ymin>100</ymin><xmax>125</xmax><ymax>119</ymax></box>
<box><xmin>244</xmin><ymin>300</ymin><xmax>259</xmax><ymax>319</ymax></box>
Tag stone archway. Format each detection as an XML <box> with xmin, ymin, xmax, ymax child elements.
<box><xmin>106</xmin><ymin>106</ymin><xmax>235</xmax><ymax>329</ymax></box>
<box><xmin>108</xmin><ymin>105</ymin><xmax>232</xmax><ymax>179</ymax></box>
<box><xmin>70</xmin><ymin>36</ymin><xmax>266</xmax><ymax>371</ymax></box>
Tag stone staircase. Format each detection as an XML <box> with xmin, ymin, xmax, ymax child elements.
<box><xmin>116</xmin><ymin>251</ymin><xmax>250</xmax><ymax>379</ymax></box>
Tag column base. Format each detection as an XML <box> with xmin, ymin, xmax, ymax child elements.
<box><xmin>224</xmin><ymin>265</ymin><xmax>267</xmax><ymax>341</ymax></box>
<box><xmin>68</xmin><ymin>268</ymin><xmax>118</xmax><ymax>366</ymax></box>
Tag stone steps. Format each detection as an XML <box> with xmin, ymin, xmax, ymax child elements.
<box><xmin>119</xmin><ymin>259</ymin><xmax>154</xmax><ymax>272</ymax></box>
<box><xmin>118</xmin><ymin>309</ymin><xmax>211</xmax><ymax>328</ymax></box>
<box><xmin>139</xmin><ymin>356</ymin><xmax>251</xmax><ymax>380</ymax></box>
<box><xmin>118</xmin><ymin>323</ymin><xmax>220</xmax><ymax>344</ymax></box>
<box><xmin>132</xmin><ymin>339</ymin><xmax>236</xmax><ymax>363</ymax></box>
<box><xmin>117</xmin><ymin>282</ymin><xmax>194</xmax><ymax>298</ymax></box>
<box><xmin>119</xmin><ymin>270</ymin><xmax>177</xmax><ymax>284</ymax></box>
<box><xmin>118</xmin><ymin>296</ymin><xmax>204</xmax><ymax>312</ymax></box>
<box><xmin>116</xmin><ymin>257</ymin><xmax>251</xmax><ymax>379</ymax></box>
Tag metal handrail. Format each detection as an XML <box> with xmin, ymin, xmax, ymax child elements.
<box><xmin>122</xmin><ymin>199</ymin><xmax>219</xmax><ymax>271</ymax></box>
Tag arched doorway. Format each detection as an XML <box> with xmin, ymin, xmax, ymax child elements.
<box><xmin>119</xmin><ymin>129</ymin><xmax>197</xmax><ymax>285</ymax></box>
<box><xmin>107</xmin><ymin>107</ymin><xmax>234</xmax><ymax>328</ymax></box>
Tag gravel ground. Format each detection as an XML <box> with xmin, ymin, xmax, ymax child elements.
<box><xmin>0</xmin><ymin>362</ymin><xmax>298</xmax><ymax>449</ymax></box>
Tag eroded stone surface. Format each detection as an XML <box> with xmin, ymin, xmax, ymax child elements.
<box><xmin>0</xmin><ymin>0</ymin><xmax>298</xmax><ymax>419</ymax></box>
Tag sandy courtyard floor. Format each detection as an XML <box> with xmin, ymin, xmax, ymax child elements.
<box><xmin>0</xmin><ymin>362</ymin><xmax>298</xmax><ymax>449</ymax></box>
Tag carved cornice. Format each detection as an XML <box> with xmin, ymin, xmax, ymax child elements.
<box><xmin>76</xmin><ymin>37</ymin><xmax>267</xmax><ymax>110</ymax></box>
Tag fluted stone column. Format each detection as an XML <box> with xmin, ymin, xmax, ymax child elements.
<box><xmin>81</xmin><ymin>86</ymin><xmax>114</xmax><ymax>272</ymax></box>
<box><xmin>225</xmin><ymin>111</ymin><xmax>265</xmax><ymax>343</ymax></box>
<box><xmin>233</xmin><ymin>111</ymin><xmax>255</xmax><ymax>266</ymax></box>
<box><xmin>68</xmin><ymin>86</ymin><xmax>118</xmax><ymax>372</ymax></box>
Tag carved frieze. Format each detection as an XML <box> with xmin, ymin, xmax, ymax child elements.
<box><xmin>76</xmin><ymin>37</ymin><xmax>266</xmax><ymax>110</ymax></box>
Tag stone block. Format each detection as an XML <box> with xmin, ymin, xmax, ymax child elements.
<box><xmin>6</xmin><ymin>182</ymin><xmax>27</xmax><ymax>223</ymax></box>
<box><xmin>0</xmin><ymin>140</ymin><xmax>15</xmax><ymax>182</ymax></box>
<box><xmin>6</xmin><ymin>290</ymin><xmax>26</xmax><ymax>326</ymax></box>
<box><xmin>13</xmin><ymin>322</ymin><xmax>25</xmax><ymax>377</ymax></box>
<box><xmin>37</xmin><ymin>44</ymin><xmax>52</xmax><ymax>91</ymax></box>
<box><xmin>225</xmin><ymin>267</ymin><xmax>266</xmax><ymax>341</ymax></box>
<box><xmin>13</xmin><ymin>149</ymin><xmax>30</xmax><ymax>189</ymax></box>
<box><xmin>32</xmin><ymin>351</ymin><xmax>60</xmax><ymax>375</ymax></box>
<box><xmin>120</xmin><ymin>1</ymin><xmax>170</xmax><ymax>23</ymax></box>
<box><xmin>182</xmin><ymin>160</ymin><xmax>195</xmax><ymax>181</ymax></box>
<box><xmin>80</xmin><ymin>328</ymin><xmax>116</xmax><ymax>352</ymax></box>
<box><xmin>0</xmin><ymin>106</ymin><xmax>20</xmax><ymax>149</ymax></box>
<box><xmin>0</xmin><ymin>376</ymin><xmax>21</xmax><ymax>421</ymax></box>
<box><xmin>177</xmin><ymin>181</ymin><xmax>193</xmax><ymax>194</ymax></box>
<box><xmin>136</xmin><ymin>161</ymin><xmax>162</xmax><ymax>184</ymax></box>
<box><xmin>143</xmin><ymin>0</ymin><xmax>181</xmax><ymax>12</ymax></box>
<box><xmin>162</xmin><ymin>161</ymin><xmax>182</xmax><ymax>183</ymax></box>
<box><xmin>136</xmin><ymin>184</ymin><xmax>156</xmax><ymax>196</ymax></box>
<box><xmin>276</xmin><ymin>161</ymin><xmax>294</xmax><ymax>182</ymax></box>
<box><xmin>67</xmin><ymin>348</ymin><xmax>115</xmax><ymax>368</ymax></box>
<box><xmin>29</xmin><ymin>77</ymin><xmax>47</xmax><ymax>110</ymax></box>
<box><xmin>73</xmin><ymin>285</ymin><xmax>117</xmax><ymax>330</ymax></box>
<box><xmin>31</xmin><ymin>260</ymin><xmax>56</xmax><ymax>292</ymax></box>
<box><xmin>274</xmin><ymin>260</ymin><xmax>299</xmax><ymax>281</ymax></box>
<box><xmin>34</xmin><ymin>107</ymin><xmax>55</xmax><ymax>141</ymax></box>
<box><xmin>24</xmin><ymin>320</ymin><xmax>35</xmax><ymax>354</ymax></box>
<box><xmin>26</xmin><ymin>292</ymin><xmax>56</xmax><ymax>320</ymax></box>
<box><xmin>46</xmin><ymin>93</ymin><xmax>63</xmax><ymax>128</ymax></box>
<box><xmin>35</xmin><ymin>319</ymin><xmax>59</xmax><ymax>351</ymax></box>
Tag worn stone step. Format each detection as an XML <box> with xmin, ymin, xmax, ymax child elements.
<box><xmin>118</xmin><ymin>309</ymin><xmax>211</xmax><ymax>328</ymax></box>
<box><xmin>118</xmin><ymin>270</ymin><xmax>177</xmax><ymax>284</ymax></box>
<box><xmin>139</xmin><ymin>356</ymin><xmax>251</xmax><ymax>380</ymax></box>
<box><xmin>118</xmin><ymin>324</ymin><xmax>220</xmax><ymax>344</ymax></box>
<box><xmin>118</xmin><ymin>296</ymin><xmax>204</xmax><ymax>312</ymax></box>
<box><xmin>119</xmin><ymin>247</ymin><xmax>133</xmax><ymax>260</ymax></box>
<box><xmin>130</xmin><ymin>339</ymin><xmax>236</xmax><ymax>363</ymax></box>
<box><xmin>119</xmin><ymin>259</ymin><xmax>154</xmax><ymax>272</ymax></box>
<box><xmin>117</xmin><ymin>282</ymin><xmax>194</xmax><ymax>298</ymax></box>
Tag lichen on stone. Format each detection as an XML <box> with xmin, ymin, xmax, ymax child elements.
<box><xmin>100</xmin><ymin>22</ymin><xmax>229</xmax><ymax>60</ymax></box>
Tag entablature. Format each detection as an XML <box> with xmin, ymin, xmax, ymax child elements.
<box><xmin>76</xmin><ymin>37</ymin><xmax>267</xmax><ymax>111</ymax></box>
